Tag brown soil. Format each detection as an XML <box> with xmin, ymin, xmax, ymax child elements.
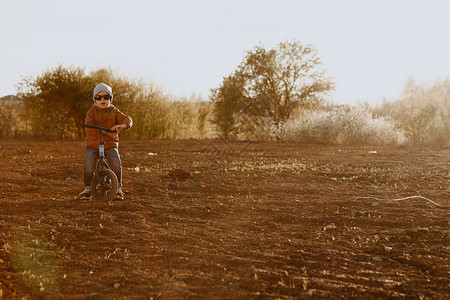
<box><xmin>0</xmin><ymin>139</ymin><xmax>449</xmax><ymax>299</ymax></box>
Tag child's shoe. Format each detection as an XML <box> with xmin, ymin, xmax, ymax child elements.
<box><xmin>115</xmin><ymin>188</ymin><xmax>124</xmax><ymax>200</ymax></box>
<box><xmin>79</xmin><ymin>187</ymin><xmax>91</xmax><ymax>199</ymax></box>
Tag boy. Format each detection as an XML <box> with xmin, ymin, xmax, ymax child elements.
<box><xmin>79</xmin><ymin>83</ymin><xmax>133</xmax><ymax>200</ymax></box>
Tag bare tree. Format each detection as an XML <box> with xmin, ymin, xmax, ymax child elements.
<box><xmin>211</xmin><ymin>41</ymin><xmax>334</xmax><ymax>138</ymax></box>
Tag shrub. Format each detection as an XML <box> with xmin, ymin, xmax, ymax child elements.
<box><xmin>15</xmin><ymin>66</ymin><xmax>215</xmax><ymax>140</ymax></box>
<box><xmin>377</xmin><ymin>78</ymin><xmax>450</xmax><ymax>146</ymax></box>
<box><xmin>278</xmin><ymin>105</ymin><xmax>407</xmax><ymax>146</ymax></box>
<box><xmin>0</xmin><ymin>96</ymin><xmax>28</xmax><ymax>138</ymax></box>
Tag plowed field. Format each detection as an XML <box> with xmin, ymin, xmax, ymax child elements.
<box><xmin>0</xmin><ymin>139</ymin><xmax>449</xmax><ymax>299</ymax></box>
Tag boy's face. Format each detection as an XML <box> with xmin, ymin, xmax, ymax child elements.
<box><xmin>95</xmin><ymin>91</ymin><xmax>111</xmax><ymax>109</ymax></box>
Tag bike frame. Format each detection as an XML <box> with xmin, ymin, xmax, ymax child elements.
<box><xmin>96</xmin><ymin>128</ymin><xmax>111</xmax><ymax>170</ymax></box>
<box><xmin>81</xmin><ymin>123</ymin><xmax>116</xmax><ymax>170</ymax></box>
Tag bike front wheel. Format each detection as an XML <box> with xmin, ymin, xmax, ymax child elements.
<box><xmin>91</xmin><ymin>169</ymin><xmax>118</xmax><ymax>202</ymax></box>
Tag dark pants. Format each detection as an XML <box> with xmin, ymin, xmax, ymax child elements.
<box><xmin>83</xmin><ymin>147</ymin><xmax>122</xmax><ymax>188</ymax></box>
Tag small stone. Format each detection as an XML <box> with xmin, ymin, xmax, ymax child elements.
<box><xmin>372</xmin><ymin>256</ymin><xmax>383</xmax><ymax>262</ymax></box>
<box><xmin>324</xmin><ymin>223</ymin><xmax>336</xmax><ymax>230</ymax></box>
<box><xmin>384</xmin><ymin>246</ymin><xmax>393</xmax><ymax>253</ymax></box>
<box><xmin>114</xmin><ymin>283</ymin><xmax>120</xmax><ymax>289</ymax></box>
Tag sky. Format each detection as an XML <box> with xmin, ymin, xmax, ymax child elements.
<box><xmin>1</xmin><ymin>0</ymin><xmax>449</xmax><ymax>105</ymax></box>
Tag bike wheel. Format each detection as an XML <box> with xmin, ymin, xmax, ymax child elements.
<box><xmin>91</xmin><ymin>169</ymin><xmax>118</xmax><ymax>202</ymax></box>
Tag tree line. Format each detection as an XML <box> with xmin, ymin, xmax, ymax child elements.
<box><xmin>6</xmin><ymin>67</ymin><xmax>213</xmax><ymax>140</ymax></box>
<box><xmin>0</xmin><ymin>41</ymin><xmax>448</xmax><ymax>146</ymax></box>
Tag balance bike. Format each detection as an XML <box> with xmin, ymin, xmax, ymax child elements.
<box><xmin>82</xmin><ymin>123</ymin><xmax>119</xmax><ymax>202</ymax></box>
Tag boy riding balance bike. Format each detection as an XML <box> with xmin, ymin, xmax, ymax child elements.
<box><xmin>79</xmin><ymin>83</ymin><xmax>132</xmax><ymax>201</ymax></box>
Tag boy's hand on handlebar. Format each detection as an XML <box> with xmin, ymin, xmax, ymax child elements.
<box><xmin>108</xmin><ymin>124</ymin><xmax>127</xmax><ymax>137</ymax></box>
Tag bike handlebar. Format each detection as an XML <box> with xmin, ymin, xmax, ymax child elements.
<box><xmin>81</xmin><ymin>123</ymin><xmax>117</xmax><ymax>133</ymax></box>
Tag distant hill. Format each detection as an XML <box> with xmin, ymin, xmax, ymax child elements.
<box><xmin>0</xmin><ymin>95</ymin><xmax>23</xmax><ymax>104</ymax></box>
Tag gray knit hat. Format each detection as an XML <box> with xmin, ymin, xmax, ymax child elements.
<box><xmin>93</xmin><ymin>83</ymin><xmax>113</xmax><ymax>102</ymax></box>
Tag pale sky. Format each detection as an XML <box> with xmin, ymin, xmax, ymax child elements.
<box><xmin>1</xmin><ymin>0</ymin><xmax>449</xmax><ymax>105</ymax></box>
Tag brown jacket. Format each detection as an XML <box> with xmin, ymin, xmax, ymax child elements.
<box><xmin>85</xmin><ymin>104</ymin><xmax>133</xmax><ymax>149</ymax></box>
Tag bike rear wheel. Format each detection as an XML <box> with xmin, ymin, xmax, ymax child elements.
<box><xmin>91</xmin><ymin>169</ymin><xmax>118</xmax><ymax>202</ymax></box>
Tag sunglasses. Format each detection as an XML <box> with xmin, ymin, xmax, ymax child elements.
<box><xmin>95</xmin><ymin>94</ymin><xmax>111</xmax><ymax>101</ymax></box>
